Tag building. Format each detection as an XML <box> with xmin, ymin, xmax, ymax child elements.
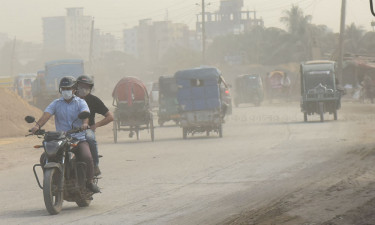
<box><xmin>124</xmin><ymin>28</ymin><xmax>138</xmax><ymax>57</ymax></box>
<box><xmin>43</xmin><ymin>8</ymin><xmax>93</xmax><ymax>60</ymax></box>
<box><xmin>0</xmin><ymin>33</ymin><xmax>10</xmax><ymax>49</ymax></box>
<box><xmin>196</xmin><ymin>0</ymin><xmax>264</xmax><ymax>39</ymax></box>
<box><xmin>16</xmin><ymin>41</ymin><xmax>43</xmax><ymax>65</ymax></box>
<box><xmin>93</xmin><ymin>30</ymin><xmax>122</xmax><ymax>58</ymax></box>
<box><xmin>123</xmin><ymin>19</ymin><xmax>190</xmax><ymax>65</ymax></box>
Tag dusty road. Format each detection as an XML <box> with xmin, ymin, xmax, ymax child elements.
<box><xmin>1</xmin><ymin>101</ymin><xmax>375</xmax><ymax>225</ymax></box>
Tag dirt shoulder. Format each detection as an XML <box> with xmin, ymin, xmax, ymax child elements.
<box><xmin>0</xmin><ymin>137</ymin><xmax>41</xmax><ymax>172</ymax></box>
<box><xmin>220</xmin><ymin>103</ymin><xmax>375</xmax><ymax>225</ymax></box>
<box><xmin>0</xmin><ymin>88</ymin><xmax>54</xmax><ymax>138</ymax></box>
<box><xmin>220</xmin><ymin>144</ymin><xmax>375</xmax><ymax>225</ymax></box>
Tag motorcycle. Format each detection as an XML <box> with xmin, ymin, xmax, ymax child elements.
<box><xmin>25</xmin><ymin>111</ymin><xmax>100</xmax><ymax>215</ymax></box>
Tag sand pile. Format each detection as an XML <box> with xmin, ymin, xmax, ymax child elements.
<box><xmin>0</xmin><ymin>88</ymin><xmax>54</xmax><ymax>138</ymax></box>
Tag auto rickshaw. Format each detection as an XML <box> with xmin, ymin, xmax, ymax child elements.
<box><xmin>157</xmin><ymin>76</ymin><xmax>180</xmax><ymax>126</ymax></box>
<box><xmin>175</xmin><ymin>67</ymin><xmax>224</xmax><ymax>139</ymax></box>
<box><xmin>234</xmin><ymin>74</ymin><xmax>264</xmax><ymax>107</ymax></box>
<box><xmin>266</xmin><ymin>70</ymin><xmax>290</xmax><ymax>102</ymax></box>
<box><xmin>300</xmin><ymin>60</ymin><xmax>341</xmax><ymax>122</ymax></box>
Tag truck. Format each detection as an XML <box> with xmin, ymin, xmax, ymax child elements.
<box><xmin>0</xmin><ymin>76</ymin><xmax>14</xmax><ymax>89</ymax></box>
<box><xmin>32</xmin><ymin>59</ymin><xmax>84</xmax><ymax>110</ymax></box>
<box><xmin>14</xmin><ymin>73</ymin><xmax>37</xmax><ymax>102</ymax></box>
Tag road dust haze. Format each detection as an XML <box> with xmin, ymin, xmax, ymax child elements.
<box><xmin>1</xmin><ymin>0</ymin><xmax>375</xmax><ymax>224</ymax></box>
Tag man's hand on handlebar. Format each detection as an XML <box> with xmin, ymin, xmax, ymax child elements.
<box><xmin>81</xmin><ymin>123</ymin><xmax>89</xmax><ymax>131</ymax></box>
<box><xmin>30</xmin><ymin>125</ymin><xmax>40</xmax><ymax>134</ymax></box>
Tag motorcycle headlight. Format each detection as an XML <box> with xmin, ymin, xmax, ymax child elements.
<box><xmin>44</xmin><ymin>140</ymin><xmax>65</xmax><ymax>159</ymax></box>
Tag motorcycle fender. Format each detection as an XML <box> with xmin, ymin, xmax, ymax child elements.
<box><xmin>44</xmin><ymin>162</ymin><xmax>63</xmax><ymax>173</ymax></box>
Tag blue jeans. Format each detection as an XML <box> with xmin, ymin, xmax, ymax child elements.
<box><xmin>86</xmin><ymin>129</ymin><xmax>99</xmax><ymax>166</ymax></box>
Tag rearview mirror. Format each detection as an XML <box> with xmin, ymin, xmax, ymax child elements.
<box><xmin>25</xmin><ymin>116</ymin><xmax>35</xmax><ymax>123</ymax></box>
<box><xmin>78</xmin><ymin>111</ymin><xmax>90</xmax><ymax>120</ymax></box>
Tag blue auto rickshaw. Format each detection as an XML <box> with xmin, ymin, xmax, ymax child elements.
<box><xmin>174</xmin><ymin>67</ymin><xmax>224</xmax><ymax>139</ymax></box>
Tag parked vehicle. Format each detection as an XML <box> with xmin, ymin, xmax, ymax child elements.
<box><xmin>149</xmin><ymin>82</ymin><xmax>159</xmax><ymax>110</ymax></box>
<box><xmin>14</xmin><ymin>73</ymin><xmax>36</xmax><ymax>102</ymax></box>
<box><xmin>175</xmin><ymin>67</ymin><xmax>224</xmax><ymax>139</ymax></box>
<box><xmin>234</xmin><ymin>74</ymin><xmax>264</xmax><ymax>107</ymax></box>
<box><xmin>158</xmin><ymin>76</ymin><xmax>180</xmax><ymax>126</ymax></box>
<box><xmin>0</xmin><ymin>76</ymin><xmax>14</xmax><ymax>89</ymax></box>
<box><xmin>219</xmin><ymin>77</ymin><xmax>232</xmax><ymax>114</ymax></box>
<box><xmin>32</xmin><ymin>59</ymin><xmax>84</xmax><ymax>110</ymax></box>
<box><xmin>112</xmin><ymin>77</ymin><xmax>154</xmax><ymax>143</ymax></box>
<box><xmin>25</xmin><ymin>112</ymin><xmax>99</xmax><ymax>215</ymax></box>
<box><xmin>266</xmin><ymin>70</ymin><xmax>291</xmax><ymax>102</ymax></box>
<box><xmin>300</xmin><ymin>60</ymin><xmax>341</xmax><ymax>122</ymax></box>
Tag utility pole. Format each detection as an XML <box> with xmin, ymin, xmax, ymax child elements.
<box><xmin>201</xmin><ymin>0</ymin><xmax>206</xmax><ymax>63</ymax></box>
<box><xmin>337</xmin><ymin>0</ymin><xmax>346</xmax><ymax>82</ymax></box>
<box><xmin>89</xmin><ymin>17</ymin><xmax>95</xmax><ymax>65</ymax></box>
<box><xmin>10</xmin><ymin>37</ymin><xmax>16</xmax><ymax>77</ymax></box>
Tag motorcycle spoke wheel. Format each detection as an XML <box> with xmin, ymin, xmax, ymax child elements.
<box><xmin>43</xmin><ymin>168</ymin><xmax>63</xmax><ymax>215</ymax></box>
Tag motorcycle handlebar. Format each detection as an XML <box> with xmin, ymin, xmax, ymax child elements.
<box><xmin>67</xmin><ymin>127</ymin><xmax>82</xmax><ymax>134</ymax></box>
<box><xmin>26</xmin><ymin>126</ymin><xmax>87</xmax><ymax>137</ymax></box>
<box><xmin>66</xmin><ymin>126</ymin><xmax>89</xmax><ymax>134</ymax></box>
<box><xmin>26</xmin><ymin>129</ymin><xmax>45</xmax><ymax>136</ymax></box>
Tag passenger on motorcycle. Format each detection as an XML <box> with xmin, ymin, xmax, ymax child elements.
<box><xmin>76</xmin><ymin>75</ymin><xmax>114</xmax><ymax>176</ymax></box>
<box><xmin>30</xmin><ymin>76</ymin><xmax>100</xmax><ymax>193</ymax></box>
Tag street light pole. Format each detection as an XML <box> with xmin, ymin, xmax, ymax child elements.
<box><xmin>202</xmin><ymin>0</ymin><xmax>206</xmax><ymax>63</ymax></box>
<box><xmin>337</xmin><ymin>0</ymin><xmax>346</xmax><ymax>83</ymax></box>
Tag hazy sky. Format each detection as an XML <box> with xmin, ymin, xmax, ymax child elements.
<box><xmin>1</xmin><ymin>0</ymin><xmax>374</xmax><ymax>43</ymax></box>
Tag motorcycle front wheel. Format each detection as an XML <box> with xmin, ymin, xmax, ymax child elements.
<box><xmin>43</xmin><ymin>168</ymin><xmax>63</xmax><ymax>215</ymax></box>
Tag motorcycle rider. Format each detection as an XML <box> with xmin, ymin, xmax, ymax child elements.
<box><xmin>30</xmin><ymin>76</ymin><xmax>100</xmax><ymax>193</ymax></box>
<box><xmin>76</xmin><ymin>75</ymin><xmax>114</xmax><ymax>176</ymax></box>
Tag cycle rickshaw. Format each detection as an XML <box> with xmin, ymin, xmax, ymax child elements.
<box><xmin>112</xmin><ymin>77</ymin><xmax>155</xmax><ymax>143</ymax></box>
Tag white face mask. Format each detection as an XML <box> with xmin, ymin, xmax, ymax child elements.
<box><xmin>61</xmin><ymin>90</ymin><xmax>73</xmax><ymax>100</ymax></box>
<box><xmin>77</xmin><ymin>87</ymin><xmax>90</xmax><ymax>97</ymax></box>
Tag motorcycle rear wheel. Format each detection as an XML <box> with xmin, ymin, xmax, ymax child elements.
<box><xmin>43</xmin><ymin>168</ymin><xmax>63</xmax><ymax>215</ymax></box>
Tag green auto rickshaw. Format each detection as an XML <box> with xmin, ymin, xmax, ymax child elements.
<box><xmin>157</xmin><ymin>76</ymin><xmax>180</xmax><ymax>126</ymax></box>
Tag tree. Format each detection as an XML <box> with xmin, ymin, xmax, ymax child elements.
<box><xmin>359</xmin><ymin>32</ymin><xmax>375</xmax><ymax>54</ymax></box>
<box><xmin>344</xmin><ymin>23</ymin><xmax>365</xmax><ymax>53</ymax></box>
<box><xmin>280</xmin><ymin>5</ymin><xmax>312</xmax><ymax>37</ymax></box>
<box><xmin>280</xmin><ymin>5</ymin><xmax>313</xmax><ymax>60</ymax></box>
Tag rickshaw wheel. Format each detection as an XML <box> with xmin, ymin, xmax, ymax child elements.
<box><xmin>218</xmin><ymin>124</ymin><xmax>223</xmax><ymax>138</ymax></box>
<box><xmin>136</xmin><ymin>129</ymin><xmax>140</xmax><ymax>140</ymax></box>
<box><xmin>319</xmin><ymin>103</ymin><xmax>324</xmax><ymax>122</ymax></box>
<box><xmin>113</xmin><ymin>120</ymin><xmax>118</xmax><ymax>143</ymax></box>
<box><xmin>333</xmin><ymin>110</ymin><xmax>338</xmax><ymax>120</ymax></box>
<box><xmin>303</xmin><ymin>112</ymin><xmax>308</xmax><ymax>122</ymax></box>
<box><xmin>182</xmin><ymin>128</ymin><xmax>187</xmax><ymax>139</ymax></box>
<box><xmin>255</xmin><ymin>99</ymin><xmax>261</xmax><ymax>107</ymax></box>
<box><xmin>150</xmin><ymin>119</ymin><xmax>155</xmax><ymax>142</ymax></box>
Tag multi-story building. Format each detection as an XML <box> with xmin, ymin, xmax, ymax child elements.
<box><xmin>0</xmin><ymin>33</ymin><xmax>10</xmax><ymax>49</ymax></box>
<box><xmin>123</xmin><ymin>19</ymin><xmax>190</xmax><ymax>64</ymax></box>
<box><xmin>124</xmin><ymin>28</ymin><xmax>139</xmax><ymax>58</ymax></box>
<box><xmin>196</xmin><ymin>0</ymin><xmax>264</xmax><ymax>39</ymax></box>
<box><xmin>16</xmin><ymin>41</ymin><xmax>43</xmax><ymax>65</ymax></box>
<box><xmin>43</xmin><ymin>8</ymin><xmax>93</xmax><ymax>60</ymax></box>
<box><xmin>93</xmin><ymin>30</ymin><xmax>121</xmax><ymax>58</ymax></box>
